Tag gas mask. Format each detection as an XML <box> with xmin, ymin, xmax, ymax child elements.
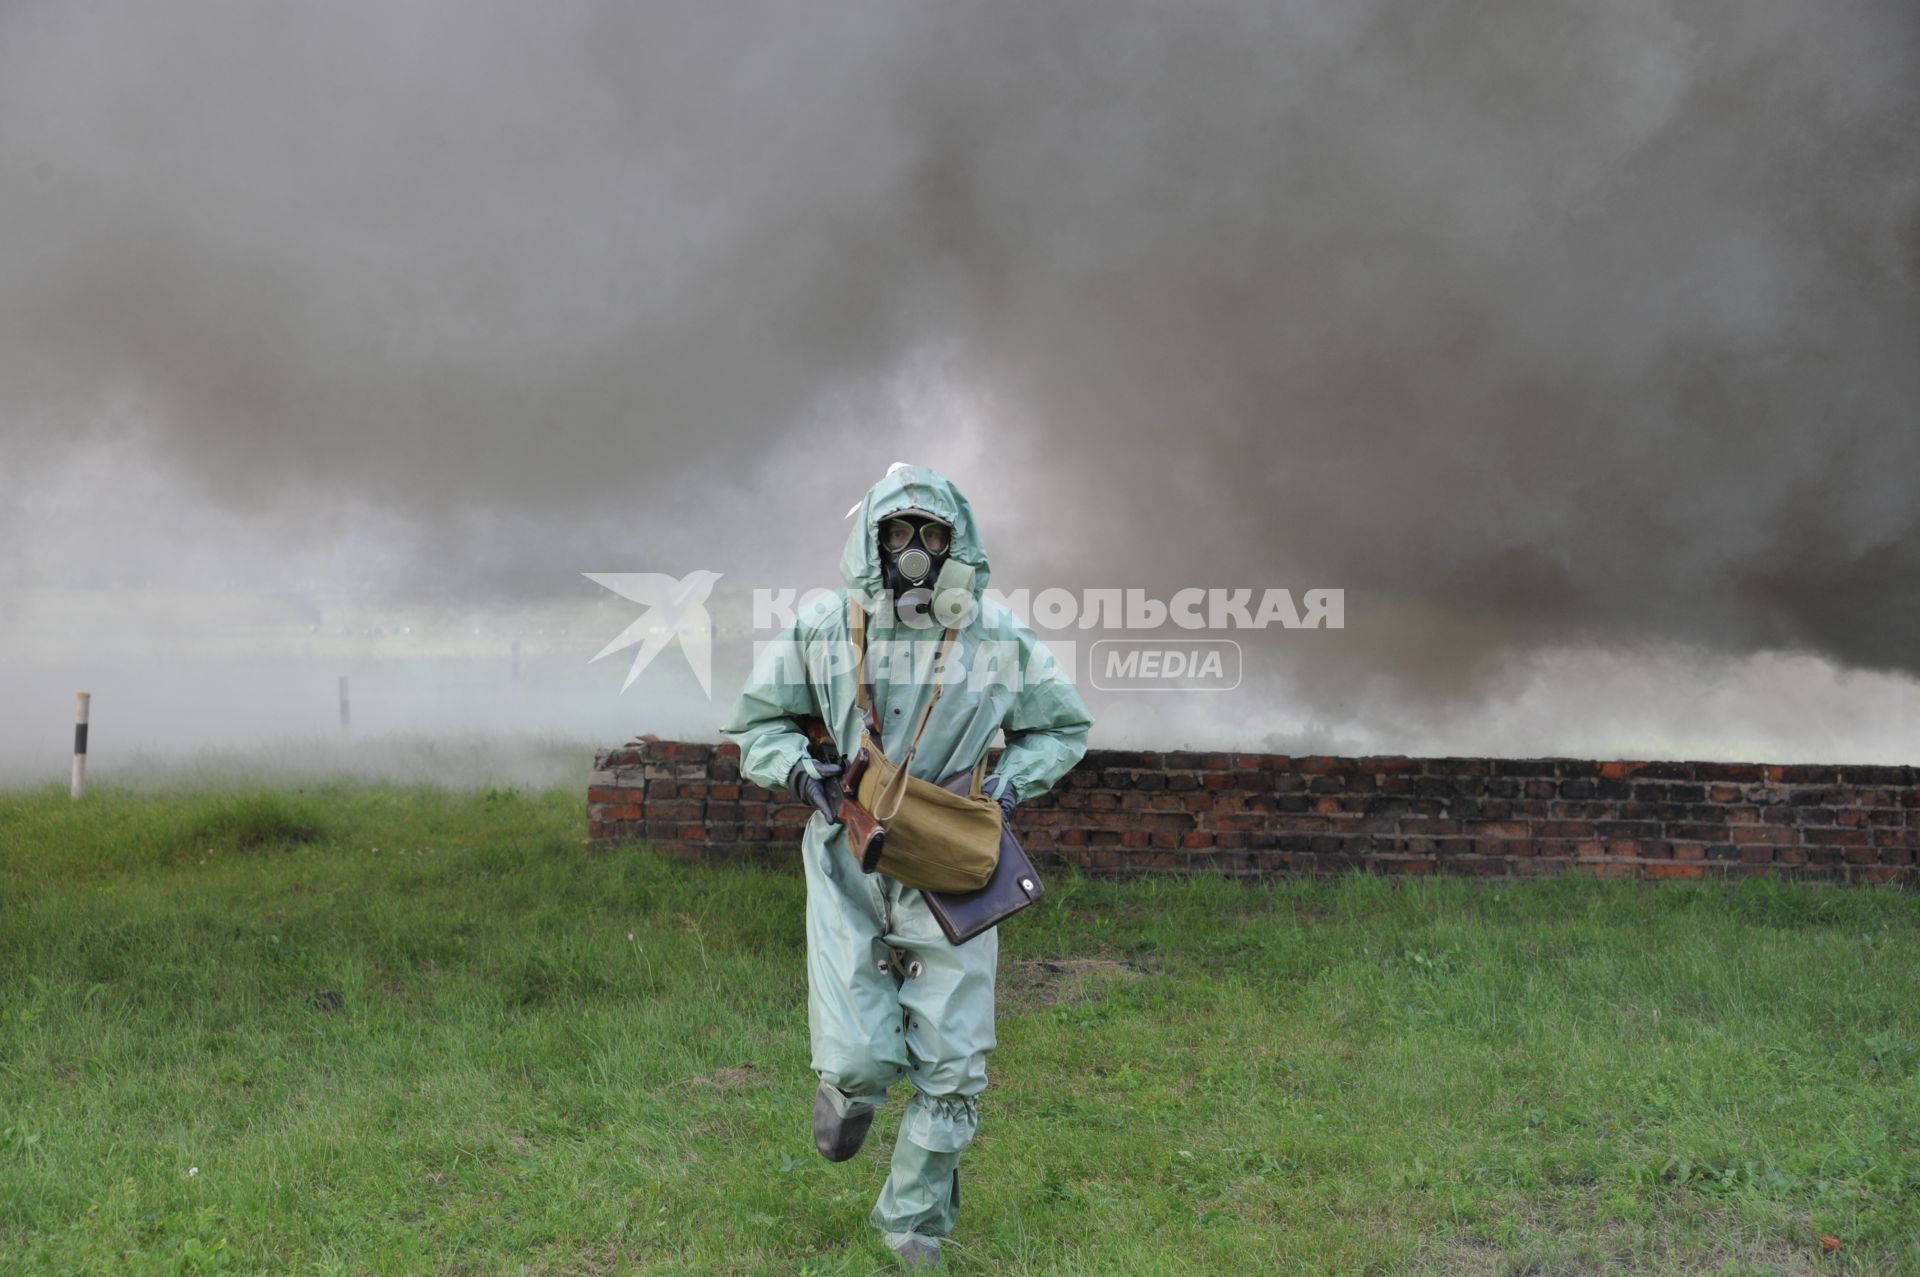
<box><xmin>878</xmin><ymin>514</ymin><xmax>952</xmax><ymax>621</ymax></box>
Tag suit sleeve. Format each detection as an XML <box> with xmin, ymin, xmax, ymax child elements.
<box><xmin>991</xmin><ymin>622</ymin><xmax>1093</xmax><ymax>801</ymax></box>
<box><xmin>719</xmin><ymin>614</ymin><xmax>821</xmax><ymax>794</ymax></box>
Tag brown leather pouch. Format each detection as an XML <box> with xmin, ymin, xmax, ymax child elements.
<box><xmin>922</xmin><ymin>769</ymin><xmax>1045</xmax><ymax>945</ymax></box>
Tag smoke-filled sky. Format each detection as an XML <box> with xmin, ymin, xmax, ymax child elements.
<box><xmin>2</xmin><ymin>0</ymin><xmax>1917</xmax><ymax>777</ymax></box>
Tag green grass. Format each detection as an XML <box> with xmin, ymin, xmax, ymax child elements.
<box><xmin>1</xmin><ymin>783</ymin><xmax>1916</xmax><ymax>1276</ymax></box>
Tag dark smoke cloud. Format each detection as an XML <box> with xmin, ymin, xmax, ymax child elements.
<box><xmin>2</xmin><ymin>0</ymin><xmax>1917</xmax><ymax>728</ymax></box>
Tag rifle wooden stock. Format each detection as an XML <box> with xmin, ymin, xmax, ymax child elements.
<box><xmin>837</xmin><ymin>750</ymin><xmax>887</xmax><ymax>870</ymax></box>
<box><xmin>798</xmin><ymin>716</ymin><xmax>887</xmax><ymax>871</ymax></box>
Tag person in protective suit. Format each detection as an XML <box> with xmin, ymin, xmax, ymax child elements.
<box><xmin>721</xmin><ymin>465</ymin><xmax>1092</xmax><ymax>1269</ymax></box>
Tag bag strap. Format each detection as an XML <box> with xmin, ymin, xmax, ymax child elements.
<box><xmin>849</xmin><ymin>601</ymin><xmax>880</xmax><ymax>738</ymax></box>
<box><xmin>850</xmin><ymin>599</ymin><xmax>958</xmax><ymax>822</ymax></box>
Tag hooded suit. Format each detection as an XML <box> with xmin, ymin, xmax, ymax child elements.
<box><xmin>721</xmin><ymin>466</ymin><xmax>1092</xmax><ymax>1253</ymax></box>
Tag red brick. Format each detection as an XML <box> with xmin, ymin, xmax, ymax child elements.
<box><xmin>1644</xmin><ymin>862</ymin><xmax>1705</xmax><ymax>880</ymax></box>
<box><xmin>1695</xmin><ymin>762</ymin><xmax>1764</xmax><ymax>782</ymax></box>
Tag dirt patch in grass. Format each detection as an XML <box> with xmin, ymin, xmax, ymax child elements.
<box><xmin>526</xmin><ymin>1238</ymin><xmax>622</xmax><ymax>1276</ymax></box>
<box><xmin>692</xmin><ymin>1064</ymin><xmax>762</xmax><ymax>1089</ymax></box>
<box><xmin>1419</xmin><ymin>1200</ymin><xmax>1828</xmax><ymax>1276</ymax></box>
<box><xmin>1419</xmin><ymin>1234</ymin><xmax>1512</xmax><ymax>1276</ymax></box>
<box><xmin>1000</xmin><ymin>956</ymin><xmax>1154</xmax><ymax>1014</ymax></box>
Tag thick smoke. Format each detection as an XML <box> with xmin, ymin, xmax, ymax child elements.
<box><xmin>1</xmin><ymin>0</ymin><xmax>1916</xmax><ymax>760</ymax></box>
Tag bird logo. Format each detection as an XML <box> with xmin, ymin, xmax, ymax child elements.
<box><xmin>584</xmin><ymin>570</ymin><xmax>723</xmax><ymax>697</ymax></box>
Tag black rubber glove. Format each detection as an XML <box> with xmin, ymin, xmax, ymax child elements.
<box><xmin>982</xmin><ymin>774</ymin><xmax>1018</xmax><ymax>821</ymax></box>
<box><xmin>789</xmin><ymin>758</ymin><xmax>846</xmax><ymax>825</ymax></box>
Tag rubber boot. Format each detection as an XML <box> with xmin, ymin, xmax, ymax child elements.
<box><xmin>886</xmin><ymin>1233</ymin><xmax>942</xmax><ymax>1269</ymax></box>
<box><xmin>813</xmin><ymin>1081</ymin><xmax>875</xmax><ymax>1162</ymax></box>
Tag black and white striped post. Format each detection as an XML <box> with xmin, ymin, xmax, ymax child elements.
<box><xmin>71</xmin><ymin>692</ymin><xmax>90</xmax><ymax>800</ymax></box>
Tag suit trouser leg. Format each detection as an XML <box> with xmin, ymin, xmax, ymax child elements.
<box><xmin>870</xmin><ymin>881</ymin><xmax>998</xmax><ymax>1245</ymax></box>
<box><xmin>800</xmin><ymin>823</ymin><xmax>999</xmax><ymax>1246</ymax></box>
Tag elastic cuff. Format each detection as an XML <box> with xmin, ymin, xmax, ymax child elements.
<box><xmin>820</xmin><ymin>1079</ymin><xmax>886</xmax><ymax>1117</ymax></box>
<box><xmin>902</xmin><ymin>1091</ymin><xmax>980</xmax><ymax>1154</ymax></box>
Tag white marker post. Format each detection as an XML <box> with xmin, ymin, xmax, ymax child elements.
<box><xmin>71</xmin><ymin>692</ymin><xmax>90</xmax><ymax>800</ymax></box>
<box><xmin>338</xmin><ymin>675</ymin><xmax>351</xmax><ymax>734</ymax></box>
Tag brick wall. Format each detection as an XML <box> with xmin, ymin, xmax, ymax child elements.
<box><xmin>587</xmin><ymin>739</ymin><xmax>1919</xmax><ymax>885</ymax></box>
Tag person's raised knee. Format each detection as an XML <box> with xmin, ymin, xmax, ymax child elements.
<box><xmin>818</xmin><ymin>1058</ymin><xmax>905</xmax><ymax>1108</ymax></box>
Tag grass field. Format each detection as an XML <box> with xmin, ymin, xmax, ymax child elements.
<box><xmin>1</xmin><ymin>782</ymin><xmax>1916</xmax><ymax>1275</ymax></box>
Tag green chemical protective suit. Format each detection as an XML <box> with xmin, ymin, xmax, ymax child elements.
<box><xmin>721</xmin><ymin>466</ymin><xmax>1092</xmax><ymax>1258</ymax></box>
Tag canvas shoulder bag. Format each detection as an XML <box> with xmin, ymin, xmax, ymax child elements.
<box><xmin>848</xmin><ymin>603</ymin><xmax>1004</xmax><ymax>892</ymax></box>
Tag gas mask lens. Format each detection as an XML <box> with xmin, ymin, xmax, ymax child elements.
<box><xmin>880</xmin><ymin>519</ymin><xmax>917</xmax><ymax>554</ymax></box>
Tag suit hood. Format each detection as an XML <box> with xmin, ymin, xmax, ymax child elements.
<box><xmin>839</xmin><ymin>465</ymin><xmax>991</xmax><ymax>609</ymax></box>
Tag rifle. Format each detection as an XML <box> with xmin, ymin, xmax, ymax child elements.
<box><xmin>796</xmin><ymin>716</ymin><xmax>888</xmax><ymax>871</ymax></box>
